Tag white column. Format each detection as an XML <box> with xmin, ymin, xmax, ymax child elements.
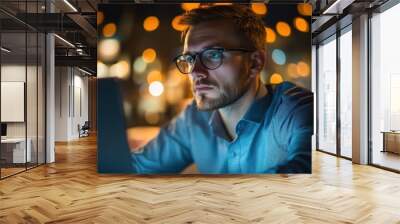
<box><xmin>46</xmin><ymin>1</ymin><xmax>55</xmax><ymax>163</ymax></box>
<box><xmin>352</xmin><ymin>14</ymin><xmax>369</xmax><ymax>164</ymax></box>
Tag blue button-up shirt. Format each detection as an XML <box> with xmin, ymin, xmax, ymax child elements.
<box><xmin>131</xmin><ymin>81</ymin><xmax>313</xmax><ymax>174</ymax></box>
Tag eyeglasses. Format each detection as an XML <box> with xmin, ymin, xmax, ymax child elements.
<box><xmin>173</xmin><ymin>47</ymin><xmax>254</xmax><ymax>74</ymax></box>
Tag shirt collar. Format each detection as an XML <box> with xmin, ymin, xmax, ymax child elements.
<box><xmin>208</xmin><ymin>110</ymin><xmax>231</xmax><ymax>140</ymax></box>
<box><xmin>242</xmin><ymin>88</ymin><xmax>272</xmax><ymax>124</ymax></box>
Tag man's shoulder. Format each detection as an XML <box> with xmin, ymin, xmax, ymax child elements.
<box><xmin>270</xmin><ymin>81</ymin><xmax>313</xmax><ymax>117</ymax></box>
<box><xmin>271</xmin><ymin>81</ymin><xmax>312</xmax><ymax>104</ymax></box>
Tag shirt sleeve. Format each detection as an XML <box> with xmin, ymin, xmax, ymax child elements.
<box><xmin>130</xmin><ymin>105</ymin><xmax>194</xmax><ymax>174</ymax></box>
<box><xmin>269</xmin><ymin>85</ymin><xmax>314</xmax><ymax>173</ymax></box>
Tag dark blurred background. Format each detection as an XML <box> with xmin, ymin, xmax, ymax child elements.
<box><xmin>97</xmin><ymin>3</ymin><xmax>311</xmax><ymax>128</ymax></box>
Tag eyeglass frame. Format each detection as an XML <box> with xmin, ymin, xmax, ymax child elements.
<box><xmin>173</xmin><ymin>47</ymin><xmax>255</xmax><ymax>74</ymax></box>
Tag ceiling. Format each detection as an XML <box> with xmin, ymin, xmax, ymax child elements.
<box><xmin>0</xmin><ymin>0</ymin><xmax>392</xmax><ymax>74</ymax></box>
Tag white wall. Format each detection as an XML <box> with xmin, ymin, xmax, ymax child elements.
<box><xmin>55</xmin><ymin>67</ymin><xmax>89</xmax><ymax>141</ymax></box>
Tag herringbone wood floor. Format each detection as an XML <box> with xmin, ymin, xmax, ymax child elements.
<box><xmin>1</xmin><ymin>135</ymin><xmax>400</xmax><ymax>224</ymax></box>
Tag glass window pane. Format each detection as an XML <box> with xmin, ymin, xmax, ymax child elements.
<box><xmin>318</xmin><ymin>37</ymin><xmax>337</xmax><ymax>154</ymax></box>
<box><xmin>371</xmin><ymin>3</ymin><xmax>400</xmax><ymax>171</ymax></box>
<box><xmin>1</xmin><ymin>30</ymin><xmax>27</xmax><ymax>177</ymax></box>
<box><xmin>340</xmin><ymin>29</ymin><xmax>352</xmax><ymax>158</ymax></box>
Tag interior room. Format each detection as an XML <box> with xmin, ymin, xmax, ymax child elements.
<box><xmin>0</xmin><ymin>0</ymin><xmax>399</xmax><ymax>223</ymax></box>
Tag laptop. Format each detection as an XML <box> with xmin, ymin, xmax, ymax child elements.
<box><xmin>1</xmin><ymin>123</ymin><xmax>7</xmax><ymax>140</ymax></box>
<box><xmin>97</xmin><ymin>78</ymin><xmax>134</xmax><ymax>173</ymax></box>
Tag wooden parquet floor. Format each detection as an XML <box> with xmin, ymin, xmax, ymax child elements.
<box><xmin>1</xmin><ymin>135</ymin><xmax>400</xmax><ymax>224</ymax></box>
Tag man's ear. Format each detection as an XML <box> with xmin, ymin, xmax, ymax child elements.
<box><xmin>248</xmin><ymin>50</ymin><xmax>265</xmax><ymax>79</ymax></box>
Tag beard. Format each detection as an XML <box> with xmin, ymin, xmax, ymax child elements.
<box><xmin>193</xmin><ymin>76</ymin><xmax>251</xmax><ymax>111</ymax></box>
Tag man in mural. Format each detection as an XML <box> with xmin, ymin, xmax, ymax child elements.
<box><xmin>130</xmin><ymin>4</ymin><xmax>313</xmax><ymax>174</ymax></box>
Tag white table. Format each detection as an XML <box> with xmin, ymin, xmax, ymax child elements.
<box><xmin>1</xmin><ymin>138</ymin><xmax>31</xmax><ymax>163</ymax></box>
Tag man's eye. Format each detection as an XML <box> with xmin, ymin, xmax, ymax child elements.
<box><xmin>184</xmin><ymin>55</ymin><xmax>195</xmax><ymax>63</ymax></box>
<box><xmin>206</xmin><ymin>51</ymin><xmax>222</xmax><ymax>60</ymax></box>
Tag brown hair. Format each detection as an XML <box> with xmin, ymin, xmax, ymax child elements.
<box><xmin>179</xmin><ymin>4</ymin><xmax>266</xmax><ymax>51</ymax></box>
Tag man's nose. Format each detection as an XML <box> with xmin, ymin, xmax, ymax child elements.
<box><xmin>190</xmin><ymin>57</ymin><xmax>208</xmax><ymax>81</ymax></box>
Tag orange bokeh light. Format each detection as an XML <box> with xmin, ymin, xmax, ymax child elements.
<box><xmin>287</xmin><ymin>63</ymin><xmax>298</xmax><ymax>78</ymax></box>
<box><xmin>142</xmin><ymin>48</ymin><xmax>157</xmax><ymax>63</ymax></box>
<box><xmin>171</xmin><ymin>15</ymin><xmax>188</xmax><ymax>32</ymax></box>
<box><xmin>251</xmin><ymin>3</ymin><xmax>267</xmax><ymax>15</ymax></box>
<box><xmin>294</xmin><ymin>17</ymin><xmax>309</xmax><ymax>32</ymax></box>
<box><xmin>181</xmin><ymin>3</ymin><xmax>200</xmax><ymax>11</ymax></box>
<box><xmin>103</xmin><ymin>23</ymin><xmax>117</xmax><ymax>37</ymax></box>
<box><xmin>143</xmin><ymin>16</ymin><xmax>159</xmax><ymax>32</ymax></box>
<box><xmin>97</xmin><ymin>11</ymin><xmax>104</xmax><ymax>25</ymax></box>
<box><xmin>270</xmin><ymin>73</ymin><xmax>283</xmax><ymax>84</ymax></box>
<box><xmin>265</xmin><ymin>27</ymin><xmax>276</xmax><ymax>43</ymax></box>
<box><xmin>297</xmin><ymin>3</ymin><xmax>312</xmax><ymax>16</ymax></box>
<box><xmin>276</xmin><ymin>22</ymin><xmax>291</xmax><ymax>37</ymax></box>
<box><xmin>147</xmin><ymin>70</ymin><xmax>163</xmax><ymax>84</ymax></box>
<box><xmin>214</xmin><ymin>3</ymin><xmax>232</xmax><ymax>6</ymax></box>
<box><xmin>296</xmin><ymin>61</ymin><xmax>310</xmax><ymax>77</ymax></box>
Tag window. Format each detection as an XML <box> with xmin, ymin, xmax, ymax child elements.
<box><xmin>370</xmin><ymin>2</ymin><xmax>400</xmax><ymax>171</ymax></box>
<box><xmin>317</xmin><ymin>36</ymin><xmax>337</xmax><ymax>154</ymax></box>
<box><xmin>339</xmin><ymin>28</ymin><xmax>352</xmax><ymax>158</ymax></box>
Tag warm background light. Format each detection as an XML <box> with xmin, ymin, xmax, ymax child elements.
<box><xmin>97</xmin><ymin>11</ymin><xmax>104</xmax><ymax>25</ymax></box>
<box><xmin>294</xmin><ymin>17</ymin><xmax>309</xmax><ymax>32</ymax></box>
<box><xmin>103</xmin><ymin>23</ymin><xmax>117</xmax><ymax>37</ymax></box>
<box><xmin>143</xmin><ymin>16</ymin><xmax>159</xmax><ymax>32</ymax></box>
<box><xmin>251</xmin><ymin>3</ymin><xmax>267</xmax><ymax>15</ymax></box>
<box><xmin>142</xmin><ymin>48</ymin><xmax>156</xmax><ymax>63</ymax></box>
<box><xmin>149</xmin><ymin>81</ymin><xmax>164</xmax><ymax>96</ymax></box>
<box><xmin>97</xmin><ymin>61</ymin><xmax>108</xmax><ymax>78</ymax></box>
<box><xmin>147</xmin><ymin>70</ymin><xmax>163</xmax><ymax>84</ymax></box>
<box><xmin>172</xmin><ymin>15</ymin><xmax>188</xmax><ymax>31</ymax></box>
<box><xmin>133</xmin><ymin>57</ymin><xmax>147</xmax><ymax>74</ymax></box>
<box><xmin>265</xmin><ymin>27</ymin><xmax>276</xmax><ymax>43</ymax></box>
<box><xmin>276</xmin><ymin>22</ymin><xmax>291</xmax><ymax>37</ymax></box>
<box><xmin>297</xmin><ymin>3</ymin><xmax>312</xmax><ymax>16</ymax></box>
<box><xmin>98</xmin><ymin>39</ymin><xmax>120</xmax><ymax>61</ymax></box>
<box><xmin>213</xmin><ymin>3</ymin><xmax>232</xmax><ymax>6</ymax></box>
<box><xmin>287</xmin><ymin>63</ymin><xmax>299</xmax><ymax>78</ymax></box>
<box><xmin>296</xmin><ymin>61</ymin><xmax>310</xmax><ymax>77</ymax></box>
<box><xmin>181</xmin><ymin>3</ymin><xmax>200</xmax><ymax>11</ymax></box>
<box><xmin>109</xmin><ymin>60</ymin><xmax>130</xmax><ymax>79</ymax></box>
<box><xmin>270</xmin><ymin>73</ymin><xmax>283</xmax><ymax>84</ymax></box>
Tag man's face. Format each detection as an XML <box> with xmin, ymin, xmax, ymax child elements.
<box><xmin>183</xmin><ymin>20</ymin><xmax>254</xmax><ymax>111</ymax></box>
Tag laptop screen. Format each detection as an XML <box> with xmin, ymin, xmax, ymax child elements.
<box><xmin>1</xmin><ymin>123</ymin><xmax>7</xmax><ymax>137</ymax></box>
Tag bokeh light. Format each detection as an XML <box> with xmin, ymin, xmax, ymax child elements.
<box><xmin>103</xmin><ymin>23</ymin><xmax>117</xmax><ymax>37</ymax></box>
<box><xmin>270</xmin><ymin>73</ymin><xmax>284</xmax><ymax>84</ymax></box>
<box><xmin>251</xmin><ymin>3</ymin><xmax>267</xmax><ymax>15</ymax></box>
<box><xmin>287</xmin><ymin>63</ymin><xmax>299</xmax><ymax>78</ymax></box>
<box><xmin>214</xmin><ymin>3</ymin><xmax>232</xmax><ymax>6</ymax></box>
<box><xmin>276</xmin><ymin>22</ymin><xmax>291</xmax><ymax>37</ymax></box>
<box><xmin>109</xmin><ymin>59</ymin><xmax>130</xmax><ymax>79</ymax></box>
<box><xmin>172</xmin><ymin>15</ymin><xmax>188</xmax><ymax>31</ymax></box>
<box><xmin>149</xmin><ymin>81</ymin><xmax>164</xmax><ymax>96</ymax></box>
<box><xmin>297</xmin><ymin>61</ymin><xmax>310</xmax><ymax>77</ymax></box>
<box><xmin>97</xmin><ymin>11</ymin><xmax>104</xmax><ymax>25</ymax></box>
<box><xmin>297</xmin><ymin>3</ymin><xmax>312</xmax><ymax>16</ymax></box>
<box><xmin>265</xmin><ymin>27</ymin><xmax>276</xmax><ymax>43</ymax></box>
<box><xmin>97</xmin><ymin>61</ymin><xmax>108</xmax><ymax>78</ymax></box>
<box><xmin>181</xmin><ymin>3</ymin><xmax>200</xmax><ymax>11</ymax></box>
<box><xmin>98</xmin><ymin>39</ymin><xmax>120</xmax><ymax>61</ymax></box>
<box><xmin>143</xmin><ymin>16</ymin><xmax>159</xmax><ymax>32</ymax></box>
<box><xmin>272</xmin><ymin>49</ymin><xmax>286</xmax><ymax>65</ymax></box>
<box><xmin>142</xmin><ymin>48</ymin><xmax>157</xmax><ymax>63</ymax></box>
<box><xmin>147</xmin><ymin>70</ymin><xmax>163</xmax><ymax>84</ymax></box>
<box><xmin>133</xmin><ymin>57</ymin><xmax>147</xmax><ymax>74</ymax></box>
<box><xmin>294</xmin><ymin>17</ymin><xmax>309</xmax><ymax>32</ymax></box>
